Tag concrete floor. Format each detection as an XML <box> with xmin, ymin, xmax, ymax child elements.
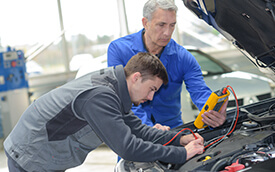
<box><xmin>0</xmin><ymin>144</ymin><xmax>118</xmax><ymax>172</ymax></box>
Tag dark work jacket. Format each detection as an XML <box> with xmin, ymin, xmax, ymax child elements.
<box><xmin>4</xmin><ymin>65</ymin><xmax>187</xmax><ymax>171</ymax></box>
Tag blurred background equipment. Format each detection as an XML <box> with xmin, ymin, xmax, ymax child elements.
<box><xmin>0</xmin><ymin>47</ymin><xmax>29</xmax><ymax>139</ymax></box>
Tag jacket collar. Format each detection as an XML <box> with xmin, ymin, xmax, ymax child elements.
<box><xmin>114</xmin><ymin>65</ymin><xmax>132</xmax><ymax>114</ymax></box>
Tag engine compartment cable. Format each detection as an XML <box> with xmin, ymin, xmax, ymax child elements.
<box><xmin>163</xmin><ymin>128</ymin><xmax>197</xmax><ymax>146</ymax></box>
<box><xmin>204</xmin><ymin>85</ymin><xmax>239</xmax><ymax>150</ymax></box>
<box><xmin>158</xmin><ymin>85</ymin><xmax>239</xmax><ymax>152</ymax></box>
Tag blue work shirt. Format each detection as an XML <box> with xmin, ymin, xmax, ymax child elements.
<box><xmin>108</xmin><ymin>29</ymin><xmax>212</xmax><ymax>128</ymax></box>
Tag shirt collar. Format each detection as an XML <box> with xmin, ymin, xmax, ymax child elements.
<box><xmin>133</xmin><ymin>28</ymin><xmax>175</xmax><ymax>56</ymax></box>
<box><xmin>132</xmin><ymin>29</ymin><xmax>146</xmax><ymax>52</ymax></box>
<box><xmin>141</xmin><ymin>29</ymin><xmax>164</xmax><ymax>58</ymax></box>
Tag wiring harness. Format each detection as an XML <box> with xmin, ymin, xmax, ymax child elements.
<box><xmin>162</xmin><ymin>85</ymin><xmax>239</xmax><ymax>151</ymax></box>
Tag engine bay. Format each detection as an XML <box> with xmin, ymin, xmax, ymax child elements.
<box><xmin>116</xmin><ymin>97</ymin><xmax>275</xmax><ymax>172</ymax></box>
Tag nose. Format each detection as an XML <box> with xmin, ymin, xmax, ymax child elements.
<box><xmin>163</xmin><ymin>26</ymin><xmax>173</xmax><ymax>36</ymax></box>
<box><xmin>147</xmin><ymin>91</ymin><xmax>155</xmax><ymax>101</ymax></box>
<box><xmin>163</xmin><ymin>27</ymin><xmax>170</xmax><ymax>36</ymax></box>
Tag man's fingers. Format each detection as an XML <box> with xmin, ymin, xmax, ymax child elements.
<box><xmin>220</xmin><ymin>99</ymin><xmax>229</xmax><ymax>113</ymax></box>
<box><xmin>202</xmin><ymin>111</ymin><xmax>225</xmax><ymax>128</ymax></box>
<box><xmin>185</xmin><ymin>140</ymin><xmax>205</xmax><ymax>160</ymax></box>
<box><xmin>153</xmin><ymin>123</ymin><xmax>170</xmax><ymax>131</ymax></box>
<box><xmin>194</xmin><ymin>133</ymin><xmax>204</xmax><ymax>144</ymax></box>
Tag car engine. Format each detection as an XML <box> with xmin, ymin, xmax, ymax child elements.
<box><xmin>115</xmin><ymin>97</ymin><xmax>275</xmax><ymax>172</ymax></box>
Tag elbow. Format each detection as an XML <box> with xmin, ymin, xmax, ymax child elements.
<box><xmin>116</xmin><ymin>146</ymin><xmax>141</xmax><ymax>161</ymax></box>
<box><xmin>118</xmin><ymin>149</ymin><xmax>134</xmax><ymax>161</ymax></box>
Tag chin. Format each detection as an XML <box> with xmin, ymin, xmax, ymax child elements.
<box><xmin>133</xmin><ymin>102</ymin><xmax>140</xmax><ymax>106</ymax></box>
<box><xmin>159</xmin><ymin>42</ymin><xmax>169</xmax><ymax>47</ymax></box>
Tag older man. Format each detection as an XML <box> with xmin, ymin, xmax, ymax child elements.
<box><xmin>108</xmin><ymin>0</ymin><xmax>228</xmax><ymax>130</ymax></box>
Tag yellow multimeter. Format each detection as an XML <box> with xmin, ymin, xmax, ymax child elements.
<box><xmin>194</xmin><ymin>87</ymin><xmax>230</xmax><ymax>129</ymax></box>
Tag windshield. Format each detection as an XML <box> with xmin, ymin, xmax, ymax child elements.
<box><xmin>191</xmin><ymin>51</ymin><xmax>225</xmax><ymax>75</ymax></box>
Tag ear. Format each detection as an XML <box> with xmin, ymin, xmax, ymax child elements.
<box><xmin>142</xmin><ymin>17</ymin><xmax>148</xmax><ymax>28</ymax></box>
<box><xmin>132</xmin><ymin>72</ymin><xmax>141</xmax><ymax>83</ymax></box>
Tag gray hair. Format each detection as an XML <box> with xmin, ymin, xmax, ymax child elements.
<box><xmin>143</xmin><ymin>0</ymin><xmax>178</xmax><ymax>21</ymax></box>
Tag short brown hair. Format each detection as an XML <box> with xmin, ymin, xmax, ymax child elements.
<box><xmin>124</xmin><ymin>52</ymin><xmax>168</xmax><ymax>85</ymax></box>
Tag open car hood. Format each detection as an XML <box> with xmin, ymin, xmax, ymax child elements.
<box><xmin>183</xmin><ymin>0</ymin><xmax>275</xmax><ymax>82</ymax></box>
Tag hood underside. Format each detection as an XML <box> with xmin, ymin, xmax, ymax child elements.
<box><xmin>183</xmin><ymin>0</ymin><xmax>275</xmax><ymax>82</ymax></box>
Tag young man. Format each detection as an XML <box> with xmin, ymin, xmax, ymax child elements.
<box><xmin>108</xmin><ymin>0</ymin><xmax>228</xmax><ymax>130</ymax></box>
<box><xmin>4</xmin><ymin>52</ymin><xmax>204</xmax><ymax>171</ymax></box>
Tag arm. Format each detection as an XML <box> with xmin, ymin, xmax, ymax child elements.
<box><xmin>123</xmin><ymin>111</ymin><xmax>179</xmax><ymax>145</ymax></box>
<box><xmin>181</xmin><ymin>51</ymin><xmax>212</xmax><ymax>110</ymax></box>
<box><xmin>74</xmin><ymin>87</ymin><xmax>187</xmax><ymax>164</ymax></box>
<box><xmin>123</xmin><ymin>111</ymin><xmax>203</xmax><ymax>161</ymax></box>
<box><xmin>107</xmin><ymin>42</ymin><xmax>126</xmax><ymax>67</ymax></box>
<box><xmin>181</xmin><ymin>51</ymin><xmax>227</xmax><ymax>127</ymax></box>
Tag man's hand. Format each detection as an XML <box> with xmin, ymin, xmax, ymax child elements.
<box><xmin>201</xmin><ymin>100</ymin><xmax>228</xmax><ymax>128</ymax></box>
<box><xmin>180</xmin><ymin>133</ymin><xmax>204</xmax><ymax>146</ymax></box>
<box><xmin>153</xmin><ymin>123</ymin><xmax>170</xmax><ymax>131</ymax></box>
<box><xmin>185</xmin><ymin>139</ymin><xmax>204</xmax><ymax>160</ymax></box>
<box><xmin>180</xmin><ymin>133</ymin><xmax>204</xmax><ymax>160</ymax></box>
